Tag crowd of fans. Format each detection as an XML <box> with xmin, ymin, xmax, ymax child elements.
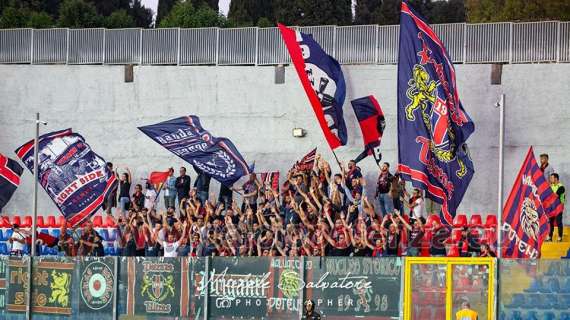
<box><xmin>1</xmin><ymin>152</ymin><xmax>511</xmax><ymax>258</ymax></box>
<box><xmin>15</xmin><ymin>152</ymin><xmax>567</xmax><ymax>258</ymax></box>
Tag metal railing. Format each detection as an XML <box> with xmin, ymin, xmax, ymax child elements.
<box><xmin>0</xmin><ymin>21</ymin><xmax>568</xmax><ymax>65</ymax></box>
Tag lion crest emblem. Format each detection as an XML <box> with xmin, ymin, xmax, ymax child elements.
<box><xmin>521</xmin><ymin>197</ymin><xmax>540</xmax><ymax>240</ymax></box>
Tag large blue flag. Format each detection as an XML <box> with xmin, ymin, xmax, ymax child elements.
<box><xmin>15</xmin><ymin>129</ymin><xmax>117</xmax><ymax>227</ymax></box>
<box><xmin>397</xmin><ymin>1</ymin><xmax>475</xmax><ymax>225</ymax></box>
<box><xmin>138</xmin><ymin>116</ymin><xmax>253</xmax><ymax>186</ymax></box>
<box><xmin>502</xmin><ymin>147</ymin><xmax>563</xmax><ymax>258</ymax></box>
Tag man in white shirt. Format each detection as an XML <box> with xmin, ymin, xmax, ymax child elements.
<box><xmin>157</xmin><ymin>222</ymin><xmax>187</xmax><ymax>258</ymax></box>
<box><xmin>144</xmin><ymin>183</ymin><xmax>158</xmax><ymax>211</ymax></box>
<box><xmin>406</xmin><ymin>188</ymin><xmax>426</xmax><ymax>221</ymax></box>
<box><xmin>9</xmin><ymin>224</ymin><xmax>28</xmax><ymax>255</ymax></box>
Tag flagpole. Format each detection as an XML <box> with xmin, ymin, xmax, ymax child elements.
<box><xmin>497</xmin><ymin>94</ymin><xmax>505</xmax><ymax>258</ymax></box>
<box><xmin>331</xmin><ymin>149</ymin><xmax>343</xmax><ymax>172</ymax></box>
<box><xmin>27</xmin><ymin>112</ymin><xmax>46</xmax><ymax>320</ymax></box>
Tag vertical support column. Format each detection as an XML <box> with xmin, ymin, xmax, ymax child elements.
<box><xmin>298</xmin><ymin>256</ymin><xmax>306</xmax><ymax>320</ymax></box>
<box><xmin>112</xmin><ymin>256</ymin><xmax>119</xmax><ymax>320</ymax></box>
<box><xmin>497</xmin><ymin>93</ymin><xmax>505</xmax><ymax>258</ymax></box>
<box><xmin>139</xmin><ymin>29</ymin><xmax>143</xmax><ymax>65</ymax></box>
<box><xmin>177</xmin><ymin>27</ymin><xmax>181</xmax><ymax>66</ymax></box>
<box><xmin>30</xmin><ymin>29</ymin><xmax>34</xmax><ymax>64</ymax></box>
<box><xmin>556</xmin><ymin>21</ymin><xmax>561</xmax><ymax>63</ymax></box>
<box><xmin>215</xmin><ymin>28</ymin><xmax>220</xmax><ymax>66</ymax></box>
<box><xmin>102</xmin><ymin>28</ymin><xmax>106</xmax><ymax>64</ymax></box>
<box><xmin>25</xmin><ymin>256</ymin><xmax>33</xmax><ymax>320</ymax></box>
<box><xmin>202</xmin><ymin>257</ymin><xmax>210</xmax><ymax>320</ymax></box>
<box><xmin>65</xmin><ymin>28</ymin><xmax>70</xmax><ymax>64</ymax></box>
<box><xmin>445</xmin><ymin>262</ymin><xmax>453</xmax><ymax>320</ymax></box>
<box><xmin>254</xmin><ymin>27</ymin><xmax>259</xmax><ymax>66</ymax></box>
<box><xmin>508</xmin><ymin>23</ymin><xmax>513</xmax><ymax>64</ymax></box>
<box><xmin>462</xmin><ymin>23</ymin><xmax>467</xmax><ymax>63</ymax></box>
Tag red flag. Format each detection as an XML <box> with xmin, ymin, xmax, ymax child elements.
<box><xmin>148</xmin><ymin>171</ymin><xmax>170</xmax><ymax>186</ymax></box>
<box><xmin>502</xmin><ymin>147</ymin><xmax>563</xmax><ymax>258</ymax></box>
<box><xmin>293</xmin><ymin>148</ymin><xmax>317</xmax><ymax>172</ymax></box>
<box><xmin>260</xmin><ymin>172</ymin><xmax>280</xmax><ymax>191</ymax></box>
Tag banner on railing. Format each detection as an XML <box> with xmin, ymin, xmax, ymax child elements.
<box><xmin>79</xmin><ymin>259</ymin><xmax>115</xmax><ymax>314</ymax></box>
<box><xmin>125</xmin><ymin>257</ymin><xmax>190</xmax><ymax>317</ymax></box>
<box><xmin>7</xmin><ymin>258</ymin><xmax>74</xmax><ymax>315</ymax></box>
<box><xmin>0</xmin><ymin>258</ymin><xmax>6</xmax><ymax>311</ymax></box>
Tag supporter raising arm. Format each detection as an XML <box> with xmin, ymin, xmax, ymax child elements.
<box><xmin>156</xmin><ymin>221</ymin><xmax>187</xmax><ymax>258</ymax></box>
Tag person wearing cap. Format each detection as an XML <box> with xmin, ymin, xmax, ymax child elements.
<box><xmin>456</xmin><ymin>301</ymin><xmax>478</xmax><ymax>320</ymax></box>
<box><xmin>302</xmin><ymin>299</ymin><xmax>321</xmax><ymax>320</ymax></box>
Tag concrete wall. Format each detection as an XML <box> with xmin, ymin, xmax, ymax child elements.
<box><xmin>0</xmin><ymin>63</ymin><xmax>569</xmax><ymax>217</ymax></box>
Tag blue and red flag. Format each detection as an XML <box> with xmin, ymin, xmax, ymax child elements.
<box><xmin>397</xmin><ymin>1</ymin><xmax>475</xmax><ymax>225</ymax></box>
<box><xmin>278</xmin><ymin>24</ymin><xmax>348</xmax><ymax>150</ymax></box>
<box><xmin>138</xmin><ymin>116</ymin><xmax>253</xmax><ymax>186</ymax></box>
<box><xmin>15</xmin><ymin>129</ymin><xmax>117</xmax><ymax>227</ymax></box>
<box><xmin>502</xmin><ymin>147</ymin><xmax>563</xmax><ymax>258</ymax></box>
<box><xmin>0</xmin><ymin>153</ymin><xmax>24</xmax><ymax>213</ymax></box>
<box><xmin>351</xmin><ymin>95</ymin><xmax>385</xmax><ymax>164</ymax></box>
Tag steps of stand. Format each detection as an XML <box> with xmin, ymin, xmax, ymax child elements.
<box><xmin>541</xmin><ymin>226</ymin><xmax>570</xmax><ymax>259</ymax></box>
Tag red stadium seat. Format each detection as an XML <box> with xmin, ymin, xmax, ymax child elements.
<box><xmin>426</xmin><ymin>214</ymin><xmax>441</xmax><ymax>228</ymax></box>
<box><xmin>0</xmin><ymin>216</ymin><xmax>10</xmax><ymax>228</ymax></box>
<box><xmin>37</xmin><ymin>216</ymin><xmax>46</xmax><ymax>228</ymax></box>
<box><xmin>469</xmin><ymin>214</ymin><xmax>483</xmax><ymax>227</ymax></box>
<box><xmin>447</xmin><ymin>244</ymin><xmax>460</xmax><ymax>257</ymax></box>
<box><xmin>22</xmin><ymin>216</ymin><xmax>32</xmax><ymax>228</ymax></box>
<box><xmin>453</xmin><ymin>214</ymin><xmax>467</xmax><ymax>228</ymax></box>
<box><xmin>485</xmin><ymin>214</ymin><xmax>498</xmax><ymax>228</ymax></box>
<box><xmin>11</xmin><ymin>216</ymin><xmax>21</xmax><ymax>226</ymax></box>
<box><xmin>57</xmin><ymin>216</ymin><xmax>66</xmax><ymax>227</ymax></box>
<box><xmin>104</xmin><ymin>215</ymin><xmax>116</xmax><ymax>228</ymax></box>
<box><xmin>93</xmin><ymin>216</ymin><xmax>103</xmax><ymax>227</ymax></box>
<box><xmin>47</xmin><ymin>215</ymin><xmax>57</xmax><ymax>228</ymax></box>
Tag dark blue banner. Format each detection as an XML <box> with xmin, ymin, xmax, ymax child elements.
<box><xmin>138</xmin><ymin>116</ymin><xmax>253</xmax><ymax>186</ymax></box>
<box><xmin>15</xmin><ymin>129</ymin><xmax>117</xmax><ymax>227</ymax></box>
<box><xmin>0</xmin><ymin>153</ymin><xmax>23</xmax><ymax>212</ymax></box>
<box><xmin>397</xmin><ymin>1</ymin><xmax>475</xmax><ymax>225</ymax></box>
<box><xmin>279</xmin><ymin>24</ymin><xmax>348</xmax><ymax>149</ymax></box>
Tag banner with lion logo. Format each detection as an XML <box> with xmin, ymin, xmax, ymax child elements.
<box><xmin>502</xmin><ymin>147</ymin><xmax>564</xmax><ymax>258</ymax></box>
<box><xmin>138</xmin><ymin>116</ymin><xmax>253</xmax><ymax>186</ymax></box>
<box><xmin>397</xmin><ymin>0</ymin><xmax>475</xmax><ymax>225</ymax></box>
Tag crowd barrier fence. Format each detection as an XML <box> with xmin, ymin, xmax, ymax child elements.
<box><xmin>0</xmin><ymin>256</ymin><xmax>568</xmax><ymax>319</ymax></box>
<box><xmin>0</xmin><ymin>22</ymin><xmax>569</xmax><ymax>66</ymax></box>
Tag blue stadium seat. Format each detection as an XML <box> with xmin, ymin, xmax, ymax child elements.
<box><xmin>521</xmin><ymin>294</ymin><xmax>540</xmax><ymax>309</ymax></box>
<box><xmin>561</xmin><ymin>313</ymin><xmax>570</xmax><ymax>320</ymax></box>
<box><xmin>561</xmin><ymin>278</ymin><xmax>570</xmax><ymax>293</ymax></box>
<box><xmin>509</xmin><ymin>311</ymin><xmax>523</xmax><ymax>320</ymax></box>
<box><xmin>98</xmin><ymin>229</ymin><xmax>109</xmax><ymax>241</ymax></box>
<box><xmin>524</xmin><ymin>279</ymin><xmax>543</xmax><ymax>293</ymax></box>
<box><xmin>4</xmin><ymin>229</ymin><xmax>13</xmax><ymax>240</ymax></box>
<box><xmin>547</xmin><ymin>278</ymin><xmax>560</xmax><ymax>293</ymax></box>
<box><xmin>49</xmin><ymin>229</ymin><xmax>61</xmax><ymax>239</ymax></box>
<box><xmin>0</xmin><ymin>230</ymin><xmax>4</xmax><ymax>241</ymax></box>
<box><xmin>38</xmin><ymin>227</ymin><xmax>50</xmax><ymax>235</ymax></box>
<box><xmin>544</xmin><ymin>263</ymin><xmax>560</xmax><ymax>276</ymax></box>
<box><xmin>525</xmin><ymin>311</ymin><xmax>538</xmax><ymax>320</ymax></box>
<box><xmin>507</xmin><ymin>294</ymin><xmax>525</xmax><ymax>308</ymax></box>
<box><xmin>541</xmin><ymin>311</ymin><xmax>556</xmax><ymax>320</ymax></box>
<box><xmin>104</xmin><ymin>247</ymin><xmax>116</xmax><ymax>256</ymax></box>
<box><xmin>560</xmin><ymin>295</ymin><xmax>570</xmax><ymax>308</ymax></box>
<box><xmin>108</xmin><ymin>228</ymin><xmax>118</xmax><ymax>241</ymax></box>
<box><xmin>0</xmin><ymin>243</ymin><xmax>8</xmax><ymax>255</ymax></box>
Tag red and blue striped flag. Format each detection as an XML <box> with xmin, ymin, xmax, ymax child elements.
<box><xmin>0</xmin><ymin>153</ymin><xmax>23</xmax><ymax>213</ymax></box>
<box><xmin>502</xmin><ymin>147</ymin><xmax>564</xmax><ymax>258</ymax></box>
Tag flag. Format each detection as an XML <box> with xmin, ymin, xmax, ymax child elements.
<box><xmin>397</xmin><ymin>1</ymin><xmax>475</xmax><ymax>226</ymax></box>
<box><xmin>278</xmin><ymin>24</ymin><xmax>348</xmax><ymax>150</ymax></box>
<box><xmin>138</xmin><ymin>116</ymin><xmax>253</xmax><ymax>186</ymax></box>
<box><xmin>0</xmin><ymin>153</ymin><xmax>24</xmax><ymax>212</ymax></box>
<box><xmin>502</xmin><ymin>147</ymin><xmax>563</xmax><ymax>259</ymax></box>
<box><xmin>148</xmin><ymin>171</ymin><xmax>170</xmax><ymax>186</ymax></box>
<box><xmin>260</xmin><ymin>171</ymin><xmax>280</xmax><ymax>191</ymax></box>
<box><xmin>351</xmin><ymin>95</ymin><xmax>386</xmax><ymax>165</ymax></box>
<box><xmin>15</xmin><ymin>129</ymin><xmax>117</xmax><ymax>227</ymax></box>
<box><xmin>294</xmin><ymin>148</ymin><xmax>317</xmax><ymax>172</ymax></box>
